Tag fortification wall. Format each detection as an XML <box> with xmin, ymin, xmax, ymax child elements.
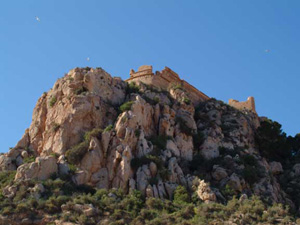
<box><xmin>228</xmin><ymin>97</ymin><xmax>256</xmax><ymax>113</ymax></box>
<box><xmin>126</xmin><ymin>66</ymin><xmax>210</xmax><ymax>104</ymax></box>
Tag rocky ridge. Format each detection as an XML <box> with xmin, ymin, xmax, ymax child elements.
<box><xmin>0</xmin><ymin>66</ymin><xmax>299</xmax><ymax>224</ymax></box>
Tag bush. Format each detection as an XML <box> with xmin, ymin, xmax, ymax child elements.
<box><xmin>65</xmin><ymin>141</ymin><xmax>89</xmax><ymax>165</ymax></box>
<box><xmin>183</xmin><ymin>97</ymin><xmax>191</xmax><ymax>105</ymax></box>
<box><xmin>241</xmin><ymin>154</ymin><xmax>258</xmax><ymax>167</ymax></box>
<box><xmin>189</xmin><ymin>154</ymin><xmax>223</xmax><ymax>174</ymax></box>
<box><xmin>120</xmin><ymin>101</ymin><xmax>134</xmax><ymax>112</ymax></box>
<box><xmin>84</xmin><ymin>128</ymin><xmax>102</xmax><ymax>141</ymax></box>
<box><xmin>0</xmin><ymin>171</ymin><xmax>16</xmax><ymax>189</ymax></box>
<box><xmin>171</xmin><ymin>83</ymin><xmax>184</xmax><ymax>91</ymax></box>
<box><xmin>104</xmin><ymin>124</ymin><xmax>113</xmax><ymax>132</ymax></box>
<box><xmin>130</xmin><ymin>154</ymin><xmax>165</xmax><ymax>177</ymax></box>
<box><xmin>175</xmin><ymin>117</ymin><xmax>194</xmax><ymax>136</ymax></box>
<box><xmin>255</xmin><ymin>119</ymin><xmax>292</xmax><ymax>163</ymax></box>
<box><xmin>242</xmin><ymin>165</ymin><xmax>260</xmax><ymax>185</ymax></box>
<box><xmin>24</xmin><ymin>156</ymin><xmax>36</xmax><ymax>163</ymax></box>
<box><xmin>126</xmin><ymin>82</ymin><xmax>140</xmax><ymax>94</ymax></box>
<box><xmin>149</xmin><ymin>135</ymin><xmax>170</xmax><ymax>151</ymax></box>
<box><xmin>49</xmin><ymin>96</ymin><xmax>57</xmax><ymax>107</ymax></box>
<box><xmin>143</xmin><ymin>96</ymin><xmax>160</xmax><ymax>105</ymax></box>
<box><xmin>74</xmin><ymin>86</ymin><xmax>88</xmax><ymax>95</ymax></box>
<box><xmin>135</xmin><ymin>129</ymin><xmax>141</xmax><ymax>137</ymax></box>
<box><xmin>193</xmin><ymin>132</ymin><xmax>205</xmax><ymax>150</ymax></box>
<box><xmin>146</xmin><ymin>197</ymin><xmax>164</xmax><ymax>211</ymax></box>
<box><xmin>173</xmin><ymin>186</ymin><xmax>190</xmax><ymax>204</ymax></box>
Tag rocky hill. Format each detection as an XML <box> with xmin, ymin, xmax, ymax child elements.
<box><xmin>0</xmin><ymin>66</ymin><xmax>300</xmax><ymax>225</ymax></box>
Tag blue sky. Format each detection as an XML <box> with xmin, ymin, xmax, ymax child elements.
<box><xmin>0</xmin><ymin>0</ymin><xmax>299</xmax><ymax>152</ymax></box>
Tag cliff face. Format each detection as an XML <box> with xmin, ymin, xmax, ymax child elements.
<box><xmin>0</xmin><ymin>66</ymin><xmax>299</xmax><ymax>224</ymax></box>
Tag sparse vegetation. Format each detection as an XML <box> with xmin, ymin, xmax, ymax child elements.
<box><xmin>65</xmin><ymin>141</ymin><xmax>89</xmax><ymax>165</ymax></box>
<box><xmin>52</xmin><ymin>123</ymin><xmax>60</xmax><ymax>132</ymax></box>
<box><xmin>104</xmin><ymin>124</ymin><xmax>113</xmax><ymax>132</ymax></box>
<box><xmin>135</xmin><ymin>129</ymin><xmax>141</xmax><ymax>137</ymax></box>
<box><xmin>126</xmin><ymin>82</ymin><xmax>140</xmax><ymax>94</ymax></box>
<box><xmin>183</xmin><ymin>97</ymin><xmax>191</xmax><ymax>105</ymax></box>
<box><xmin>171</xmin><ymin>83</ymin><xmax>184</xmax><ymax>91</ymax></box>
<box><xmin>173</xmin><ymin>186</ymin><xmax>190</xmax><ymax>204</ymax></box>
<box><xmin>120</xmin><ymin>101</ymin><xmax>134</xmax><ymax>112</ymax></box>
<box><xmin>255</xmin><ymin>119</ymin><xmax>294</xmax><ymax>164</ymax></box>
<box><xmin>84</xmin><ymin>128</ymin><xmax>102</xmax><ymax>141</ymax></box>
<box><xmin>175</xmin><ymin>116</ymin><xmax>195</xmax><ymax>136</ymax></box>
<box><xmin>74</xmin><ymin>86</ymin><xmax>88</xmax><ymax>95</ymax></box>
<box><xmin>193</xmin><ymin>131</ymin><xmax>205</xmax><ymax>151</ymax></box>
<box><xmin>49</xmin><ymin>96</ymin><xmax>57</xmax><ymax>107</ymax></box>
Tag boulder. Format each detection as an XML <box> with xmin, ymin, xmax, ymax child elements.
<box><xmin>227</xmin><ymin>173</ymin><xmax>242</xmax><ymax>192</ymax></box>
<box><xmin>269</xmin><ymin>161</ymin><xmax>283</xmax><ymax>175</ymax></box>
<box><xmin>194</xmin><ymin>179</ymin><xmax>216</xmax><ymax>203</ymax></box>
<box><xmin>15</xmin><ymin>156</ymin><xmax>58</xmax><ymax>181</ymax></box>
<box><xmin>0</xmin><ymin>155</ymin><xmax>16</xmax><ymax>171</ymax></box>
<box><xmin>212</xmin><ymin>165</ymin><xmax>228</xmax><ymax>181</ymax></box>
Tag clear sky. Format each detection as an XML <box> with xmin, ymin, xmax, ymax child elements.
<box><xmin>1</xmin><ymin>0</ymin><xmax>299</xmax><ymax>152</ymax></box>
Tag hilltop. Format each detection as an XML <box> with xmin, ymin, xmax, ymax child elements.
<box><xmin>0</xmin><ymin>66</ymin><xmax>299</xmax><ymax>224</ymax></box>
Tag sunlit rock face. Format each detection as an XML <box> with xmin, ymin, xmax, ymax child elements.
<box><xmin>3</xmin><ymin>65</ymin><xmax>293</xmax><ymax>210</ymax></box>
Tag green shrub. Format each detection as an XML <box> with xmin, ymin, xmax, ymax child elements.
<box><xmin>221</xmin><ymin>184</ymin><xmax>236</xmax><ymax>197</ymax></box>
<box><xmin>84</xmin><ymin>128</ymin><xmax>102</xmax><ymax>141</ymax></box>
<box><xmin>171</xmin><ymin>83</ymin><xmax>184</xmax><ymax>91</ymax></box>
<box><xmin>255</xmin><ymin>119</ymin><xmax>293</xmax><ymax>163</ymax></box>
<box><xmin>242</xmin><ymin>165</ymin><xmax>260</xmax><ymax>185</ymax></box>
<box><xmin>183</xmin><ymin>97</ymin><xmax>191</xmax><ymax>105</ymax></box>
<box><xmin>143</xmin><ymin>96</ymin><xmax>160</xmax><ymax>105</ymax></box>
<box><xmin>74</xmin><ymin>86</ymin><xmax>88</xmax><ymax>95</ymax></box>
<box><xmin>153</xmin><ymin>96</ymin><xmax>160</xmax><ymax>104</ymax></box>
<box><xmin>193</xmin><ymin>131</ymin><xmax>205</xmax><ymax>150</ymax></box>
<box><xmin>0</xmin><ymin>171</ymin><xmax>16</xmax><ymax>189</ymax></box>
<box><xmin>104</xmin><ymin>124</ymin><xmax>113</xmax><ymax>132</ymax></box>
<box><xmin>15</xmin><ymin>202</ymin><xmax>29</xmax><ymax>213</ymax></box>
<box><xmin>50</xmin><ymin>153</ymin><xmax>59</xmax><ymax>159</ymax></box>
<box><xmin>65</xmin><ymin>141</ymin><xmax>89</xmax><ymax>165</ymax></box>
<box><xmin>126</xmin><ymin>82</ymin><xmax>140</xmax><ymax>94</ymax></box>
<box><xmin>130</xmin><ymin>157</ymin><xmax>152</xmax><ymax>171</ymax></box>
<box><xmin>149</xmin><ymin>135</ymin><xmax>170</xmax><ymax>151</ymax></box>
<box><xmin>173</xmin><ymin>186</ymin><xmax>190</xmax><ymax>204</ymax></box>
<box><xmin>241</xmin><ymin>154</ymin><xmax>258</xmax><ymax>167</ymax></box>
<box><xmin>24</xmin><ymin>156</ymin><xmax>35</xmax><ymax>163</ymax></box>
<box><xmin>130</xmin><ymin>154</ymin><xmax>164</xmax><ymax>174</ymax></box>
<box><xmin>175</xmin><ymin>117</ymin><xmax>194</xmax><ymax>136</ymax></box>
<box><xmin>146</xmin><ymin>197</ymin><xmax>164</xmax><ymax>211</ymax></box>
<box><xmin>49</xmin><ymin>96</ymin><xmax>57</xmax><ymax>107</ymax></box>
<box><xmin>120</xmin><ymin>101</ymin><xmax>134</xmax><ymax>112</ymax></box>
<box><xmin>189</xmin><ymin>154</ymin><xmax>223</xmax><ymax>174</ymax></box>
<box><xmin>135</xmin><ymin>129</ymin><xmax>141</xmax><ymax>137</ymax></box>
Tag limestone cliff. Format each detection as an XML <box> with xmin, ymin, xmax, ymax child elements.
<box><xmin>0</xmin><ymin>66</ymin><xmax>299</xmax><ymax>224</ymax></box>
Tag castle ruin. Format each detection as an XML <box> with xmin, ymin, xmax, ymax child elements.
<box><xmin>126</xmin><ymin>65</ymin><xmax>257</xmax><ymax>113</ymax></box>
<box><xmin>228</xmin><ymin>97</ymin><xmax>256</xmax><ymax>113</ymax></box>
<box><xmin>126</xmin><ymin>65</ymin><xmax>210</xmax><ymax>105</ymax></box>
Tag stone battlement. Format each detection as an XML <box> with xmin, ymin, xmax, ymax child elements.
<box><xmin>127</xmin><ymin>65</ymin><xmax>257</xmax><ymax>114</ymax></box>
<box><xmin>229</xmin><ymin>97</ymin><xmax>256</xmax><ymax>113</ymax></box>
<box><xmin>126</xmin><ymin>65</ymin><xmax>210</xmax><ymax>104</ymax></box>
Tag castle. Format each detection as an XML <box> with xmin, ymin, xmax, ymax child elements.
<box><xmin>126</xmin><ymin>65</ymin><xmax>256</xmax><ymax>113</ymax></box>
<box><xmin>126</xmin><ymin>65</ymin><xmax>210</xmax><ymax>105</ymax></box>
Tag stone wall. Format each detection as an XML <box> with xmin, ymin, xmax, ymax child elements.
<box><xmin>228</xmin><ymin>97</ymin><xmax>256</xmax><ymax>113</ymax></box>
<box><xmin>126</xmin><ymin>65</ymin><xmax>210</xmax><ymax>104</ymax></box>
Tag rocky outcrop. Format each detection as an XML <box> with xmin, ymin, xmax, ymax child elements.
<box><xmin>28</xmin><ymin>68</ymin><xmax>126</xmax><ymax>155</ymax></box>
<box><xmin>194</xmin><ymin>178</ymin><xmax>217</xmax><ymax>203</ymax></box>
<box><xmin>15</xmin><ymin>156</ymin><xmax>58</xmax><ymax>181</ymax></box>
<box><xmin>1</xmin><ymin>66</ymin><xmax>293</xmax><ymax>210</ymax></box>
